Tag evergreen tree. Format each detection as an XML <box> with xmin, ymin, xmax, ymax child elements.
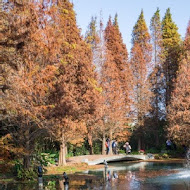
<box><xmin>85</xmin><ymin>16</ymin><xmax>99</xmax><ymax>50</ymax></box>
<box><xmin>85</xmin><ymin>15</ymin><xmax>104</xmax><ymax>76</ymax></box>
<box><xmin>130</xmin><ymin>10</ymin><xmax>152</xmax><ymax>150</ymax></box>
<box><xmin>162</xmin><ymin>8</ymin><xmax>181</xmax><ymax>107</ymax></box>
<box><xmin>84</xmin><ymin>17</ymin><xmax>102</xmax><ymax>155</ymax></box>
<box><xmin>132</xmin><ymin>10</ymin><xmax>152</xmax><ymax>55</ymax></box>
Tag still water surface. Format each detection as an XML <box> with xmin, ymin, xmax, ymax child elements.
<box><xmin>1</xmin><ymin>161</ymin><xmax>190</xmax><ymax>190</ymax></box>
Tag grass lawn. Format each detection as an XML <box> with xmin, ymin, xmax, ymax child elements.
<box><xmin>45</xmin><ymin>163</ymin><xmax>103</xmax><ymax>175</ymax></box>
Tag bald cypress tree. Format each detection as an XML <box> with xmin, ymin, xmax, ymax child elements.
<box><xmin>130</xmin><ymin>10</ymin><xmax>152</xmax><ymax>150</ymax></box>
<box><xmin>105</xmin><ymin>14</ymin><xmax>129</xmax><ymax>71</ymax></box>
<box><xmin>104</xmin><ymin>15</ymin><xmax>132</xmax><ymax>147</ymax></box>
<box><xmin>113</xmin><ymin>13</ymin><xmax>132</xmax><ymax>141</ymax></box>
<box><xmin>1</xmin><ymin>0</ymin><xmax>62</xmax><ymax>168</ymax></box>
<box><xmin>49</xmin><ymin>0</ymin><xmax>98</xmax><ymax>165</ymax></box>
<box><xmin>105</xmin><ymin>14</ymin><xmax>131</xmax><ymax>110</ymax></box>
<box><xmin>167</xmin><ymin>21</ymin><xmax>190</xmax><ymax>146</ymax></box>
<box><xmin>149</xmin><ymin>8</ymin><xmax>165</xmax><ymax>146</ymax></box>
<box><xmin>184</xmin><ymin>21</ymin><xmax>190</xmax><ymax>52</ymax></box>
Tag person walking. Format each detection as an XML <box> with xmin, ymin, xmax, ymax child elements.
<box><xmin>105</xmin><ymin>138</ymin><xmax>110</xmax><ymax>155</ymax></box>
<box><xmin>123</xmin><ymin>142</ymin><xmax>131</xmax><ymax>154</ymax></box>
<box><xmin>112</xmin><ymin>140</ymin><xmax>117</xmax><ymax>155</ymax></box>
<box><xmin>166</xmin><ymin>139</ymin><xmax>172</xmax><ymax>150</ymax></box>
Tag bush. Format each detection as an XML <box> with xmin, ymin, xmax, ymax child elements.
<box><xmin>66</xmin><ymin>152</ymin><xmax>74</xmax><ymax>158</ymax></box>
<box><xmin>74</xmin><ymin>145</ymin><xmax>89</xmax><ymax>156</ymax></box>
<box><xmin>162</xmin><ymin>153</ymin><xmax>169</xmax><ymax>159</ymax></box>
<box><xmin>146</xmin><ymin>148</ymin><xmax>160</xmax><ymax>154</ymax></box>
<box><xmin>67</xmin><ymin>140</ymin><xmax>102</xmax><ymax>156</ymax></box>
<box><xmin>40</xmin><ymin>153</ymin><xmax>58</xmax><ymax>166</ymax></box>
<box><xmin>154</xmin><ymin>154</ymin><xmax>160</xmax><ymax>159</ymax></box>
<box><xmin>44</xmin><ymin>180</ymin><xmax>56</xmax><ymax>190</ymax></box>
<box><xmin>154</xmin><ymin>153</ymin><xmax>169</xmax><ymax>159</ymax></box>
<box><xmin>17</xmin><ymin>168</ymin><xmax>36</xmax><ymax>181</ymax></box>
<box><xmin>93</xmin><ymin>141</ymin><xmax>102</xmax><ymax>154</ymax></box>
<box><xmin>167</xmin><ymin>148</ymin><xmax>185</xmax><ymax>158</ymax></box>
<box><xmin>118</xmin><ymin>149</ymin><xmax>125</xmax><ymax>154</ymax></box>
<box><xmin>68</xmin><ymin>142</ymin><xmax>89</xmax><ymax>156</ymax></box>
<box><xmin>131</xmin><ymin>151</ymin><xmax>140</xmax><ymax>155</ymax></box>
<box><xmin>13</xmin><ymin>160</ymin><xmax>37</xmax><ymax>181</ymax></box>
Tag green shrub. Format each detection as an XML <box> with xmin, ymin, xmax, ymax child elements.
<box><xmin>40</xmin><ymin>153</ymin><xmax>58</xmax><ymax>166</ymax></box>
<box><xmin>118</xmin><ymin>149</ymin><xmax>125</xmax><ymax>154</ymax></box>
<box><xmin>13</xmin><ymin>160</ymin><xmax>22</xmax><ymax>176</ymax></box>
<box><xmin>67</xmin><ymin>142</ymin><xmax>89</xmax><ymax>156</ymax></box>
<box><xmin>162</xmin><ymin>153</ymin><xmax>169</xmax><ymax>159</ymax></box>
<box><xmin>154</xmin><ymin>154</ymin><xmax>160</xmax><ymax>159</ymax></box>
<box><xmin>93</xmin><ymin>141</ymin><xmax>102</xmax><ymax>154</ymax></box>
<box><xmin>13</xmin><ymin>161</ymin><xmax>37</xmax><ymax>181</ymax></box>
<box><xmin>167</xmin><ymin>148</ymin><xmax>184</xmax><ymax>158</ymax></box>
<box><xmin>72</xmin><ymin>143</ymin><xmax>89</xmax><ymax>156</ymax></box>
<box><xmin>131</xmin><ymin>151</ymin><xmax>138</xmax><ymax>155</ymax></box>
<box><xmin>66</xmin><ymin>152</ymin><xmax>74</xmax><ymax>158</ymax></box>
<box><xmin>45</xmin><ymin>180</ymin><xmax>56</xmax><ymax>190</ymax></box>
<box><xmin>17</xmin><ymin>168</ymin><xmax>36</xmax><ymax>181</ymax></box>
<box><xmin>146</xmin><ymin>148</ymin><xmax>160</xmax><ymax>154</ymax></box>
<box><xmin>154</xmin><ymin>153</ymin><xmax>169</xmax><ymax>159</ymax></box>
<box><xmin>74</xmin><ymin>146</ymin><xmax>89</xmax><ymax>156</ymax></box>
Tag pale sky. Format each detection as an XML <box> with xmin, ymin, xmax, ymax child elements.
<box><xmin>72</xmin><ymin>0</ymin><xmax>190</xmax><ymax>51</ymax></box>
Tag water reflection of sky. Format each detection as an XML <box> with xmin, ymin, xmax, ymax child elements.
<box><xmin>1</xmin><ymin>161</ymin><xmax>190</xmax><ymax>190</ymax></box>
<box><xmin>84</xmin><ymin>161</ymin><xmax>190</xmax><ymax>190</ymax></box>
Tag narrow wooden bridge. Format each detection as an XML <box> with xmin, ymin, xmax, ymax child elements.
<box><xmin>81</xmin><ymin>154</ymin><xmax>149</xmax><ymax>166</ymax></box>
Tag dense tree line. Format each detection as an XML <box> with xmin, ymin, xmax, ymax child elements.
<box><xmin>0</xmin><ymin>0</ymin><xmax>189</xmax><ymax>169</ymax></box>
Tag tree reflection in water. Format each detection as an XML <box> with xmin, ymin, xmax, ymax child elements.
<box><xmin>1</xmin><ymin>162</ymin><xmax>190</xmax><ymax>190</ymax></box>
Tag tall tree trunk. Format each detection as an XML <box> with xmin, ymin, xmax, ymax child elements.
<box><xmin>23</xmin><ymin>128</ymin><xmax>30</xmax><ymax>169</ymax></box>
<box><xmin>155</xmin><ymin>93</ymin><xmax>159</xmax><ymax>147</ymax></box>
<box><xmin>141</xmin><ymin>136</ymin><xmax>145</xmax><ymax>150</ymax></box>
<box><xmin>65</xmin><ymin>144</ymin><xmax>68</xmax><ymax>156</ymax></box>
<box><xmin>59</xmin><ymin>179</ymin><xmax>64</xmax><ymax>189</ymax></box>
<box><xmin>23</xmin><ymin>155</ymin><xmax>30</xmax><ymax>169</ymax></box>
<box><xmin>155</xmin><ymin>129</ymin><xmax>160</xmax><ymax>147</ymax></box>
<box><xmin>87</xmin><ymin>126</ymin><xmax>94</xmax><ymax>155</ymax></box>
<box><xmin>109</xmin><ymin>129</ymin><xmax>113</xmax><ymax>155</ymax></box>
<box><xmin>155</xmin><ymin>41</ymin><xmax>160</xmax><ymax>148</ymax></box>
<box><xmin>102</xmin><ymin>132</ymin><xmax>106</xmax><ymax>155</ymax></box>
<box><xmin>138</xmin><ymin>136</ymin><xmax>141</xmax><ymax>151</ymax></box>
<box><xmin>59</xmin><ymin>134</ymin><xmax>66</xmax><ymax>166</ymax></box>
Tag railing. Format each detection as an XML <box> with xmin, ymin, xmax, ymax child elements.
<box><xmin>186</xmin><ymin>148</ymin><xmax>190</xmax><ymax>168</ymax></box>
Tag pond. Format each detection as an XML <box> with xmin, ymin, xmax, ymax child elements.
<box><xmin>1</xmin><ymin>161</ymin><xmax>190</xmax><ymax>190</ymax></box>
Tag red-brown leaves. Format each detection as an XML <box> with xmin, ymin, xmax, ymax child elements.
<box><xmin>168</xmin><ymin>51</ymin><xmax>190</xmax><ymax>145</ymax></box>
